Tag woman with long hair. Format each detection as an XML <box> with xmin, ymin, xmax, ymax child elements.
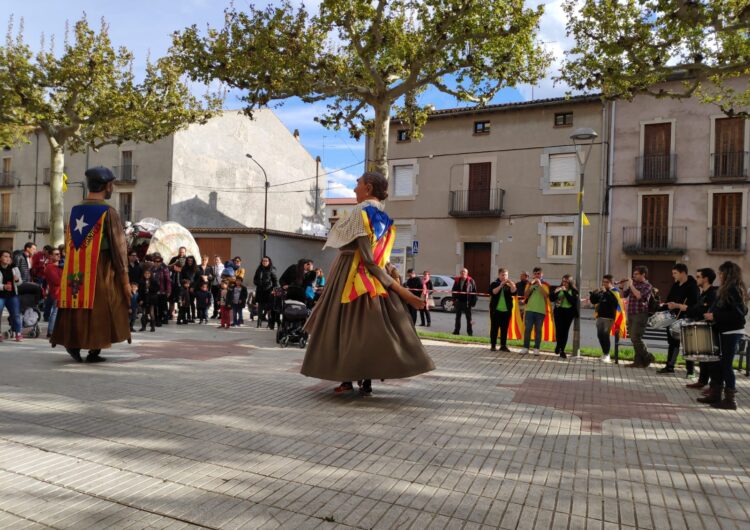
<box><xmin>301</xmin><ymin>172</ymin><xmax>435</xmax><ymax>396</ymax></box>
<box><xmin>697</xmin><ymin>261</ymin><xmax>747</xmax><ymax>410</ymax></box>
<box><xmin>182</xmin><ymin>256</ymin><xmax>198</xmax><ymax>322</ymax></box>
<box><xmin>253</xmin><ymin>256</ymin><xmax>278</xmax><ymax>329</ymax></box>
<box><xmin>552</xmin><ymin>274</ymin><xmax>579</xmax><ymax>359</ymax></box>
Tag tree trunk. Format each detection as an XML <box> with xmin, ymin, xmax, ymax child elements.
<box><xmin>48</xmin><ymin>139</ymin><xmax>66</xmax><ymax>247</ymax></box>
<box><xmin>370</xmin><ymin>101</ymin><xmax>391</xmax><ymax>178</ymax></box>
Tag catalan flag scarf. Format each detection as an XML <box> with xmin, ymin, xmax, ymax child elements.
<box><xmin>59</xmin><ymin>204</ymin><xmax>109</xmax><ymax>309</ymax></box>
<box><xmin>340</xmin><ymin>205</ymin><xmax>396</xmax><ymax>303</ymax></box>
<box><xmin>506</xmin><ymin>295</ymin><xmax>557</xmax><ymax>342</ymax></box>
<box><xmin>611</xmin><ymin>290</ymin><xmax>628</xmax><ymax>338</ymax></box>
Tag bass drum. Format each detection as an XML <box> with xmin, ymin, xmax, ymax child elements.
<box><xmin>681</xmin><ymin>321</ymin><xmax>719</xmax><ymax>362</ymax></box>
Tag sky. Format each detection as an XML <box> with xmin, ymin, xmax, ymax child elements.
<box><xmin>1</xmin><ymin>0</ymin><xmax>576</xmax><ymax>198</ymax></box>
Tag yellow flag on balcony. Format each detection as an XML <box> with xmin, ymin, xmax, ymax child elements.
<box><xmin>62</xmin><ymin>173</ymin><xmax>68</xmax><ymax>193</ymax></box>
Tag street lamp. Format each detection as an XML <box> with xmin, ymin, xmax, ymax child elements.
<box><xmin>569</xmin><ymin>127</ymin><xmax>598</xmax><ymax>358</ymax></box>
<box><xmin>246</xmin><ymin>153</ymin><xmax>269</xmax><ymax>257</ymax></box>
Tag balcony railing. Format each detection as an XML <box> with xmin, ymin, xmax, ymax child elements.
<box><xmin>708</xmin><ymin>226</ymin><xmax>746</xmax><ymax>253</ymax></box>
<box><xmin>0</xmin><ymin>212</ymin><xmax>18</xmax><ymax>229</ymax></box>
<box><xmin>36</xmin><ymin>212</ymin><xmax>50</xmax><ymax>230</ymax></box>
<box><xmin>43</xmin><ymin>167</ymin><xmax>67</xmax><ymax>185</ymax></box>
<box><xmin>113</xmin><ymin>165</ymin><xmax>138</xmax><ymax>182</ymax></box>
<box><xmin>0</xmin><ymin>171</ymin><xmax>14</xmax><ymax>188</ymax></box>
<box><xmin>449</xmin><ymin>188</ymin><xmax>505</xmax><ymax>217</ymax></box>
<box><xmin>622</xmin><ymin>226</ymin><xmax>687</xmax><ymax>254</ymax></box>
<box><xmin>636</xmin><ymin>154</ymin><xmax>676</xmax><ymax>183</ymax></box>
<box><xmin>710</xmin><ymin>151</ymin><xmax>748</xmax><ymax>180</ymax></box>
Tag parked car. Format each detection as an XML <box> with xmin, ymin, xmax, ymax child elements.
<box><xmin>429</xmin><ymin>274</ymin><xmax>456</xmax><ymax>312</ymax></box>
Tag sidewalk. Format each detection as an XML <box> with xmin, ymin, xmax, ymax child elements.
<box><xmin>0</xmin><ymin>320</ymin><xmax>748</xmax><ymax>529</ymax></box>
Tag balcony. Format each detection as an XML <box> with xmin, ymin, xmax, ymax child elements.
<box><xmin>36</xmin><ymin>212</ymin><xmax>50</xmax><ymax>231</ymax></box>
<box><xmin>113</xmin><ymin>165</ymin><xmax>138</xmax><ymax>183</ymax></box>
<box><xmin>636</xmin><ymin>154</ymin><xmax>676</xmax><ymax>183</ymax></box>
<box><xmin>710</xmin><ymin>152</ymin><xmax>748</xmax><ymax>181</ymax></box>
<box><xmin>43</xmin><ymin>167</ymin><xmax>67</xmax><ymax>185</ymax></box>
<box><xmin>0</xmin><ymin>171</ymin><xmax>14</xmax><ymax>188</ymax></box>
<box><xmin>449</xmin><ymin>188</ymin><xmax>505</xmax><ymax>217</ymax></box>
<box><xmin>622</xmin><ymin>226</ymin><xmax>687</xmax><ymax>255</ymax></box>
<box><xmin>708</xmin><ymin>226</ymin><xmax>746</xmax><ymax>254</ymax></box>
<box><xmin>0</xmin><ymin>212</ymin><xmax>18</xmax><ymax>230</ymax></box>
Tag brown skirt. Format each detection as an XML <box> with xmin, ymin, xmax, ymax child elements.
<box><xmin>301</xmin><ymin>250</ymin><xmax>435</xmax><ymax>381</ymax></box>
<box><xmin>51</xmin><ymin>254</ymin><xmax>131</xmax><ymax>350</ymax></box>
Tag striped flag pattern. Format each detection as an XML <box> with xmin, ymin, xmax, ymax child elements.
<box><xmin>506</xmin><ymin>296</ymin><xmax>556</xmax><ymax>342</ymax></box>
<box><xmin>341</xmin><ymin>209</ymin><xmax>396</xmax><ymax>303</ymax></box>
<box><xmin>59</xmin><ymin>205</ymin><xmax>108</xmax><ymax>309</ymax></box>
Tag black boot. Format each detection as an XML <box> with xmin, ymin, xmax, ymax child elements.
<box><xmin>359</xmin><ymin>379</ymin><xmax>372</xmax><ymax>396</ymax></box>
<box><xmin>697</xmin><ymin>385</ymin><xmax>722</xmax><ymax>404</ymax></box>
<box><xmin>66</xmin><ymin>348</ymin><xmax>82</xmax><ymax>363</ymax></box>
<box><xmin>86</xmin><ymin>349</ymin><xmax>106</xmax><ymax>363</ymax></box>
<box><xmin>711</xmin><ymin>389</ymin><xmax>737</xmax><ymax>410</ymax></box>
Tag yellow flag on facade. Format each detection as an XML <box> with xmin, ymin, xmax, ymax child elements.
<box><xmin>578</xmin><ymin>192</ymin><xmax>590</xmax><ymax>226</ymax></box>
<box><xmin>62</xmin><ymin>173</ymin><xmax>68</xmax><ymax>192</ymax></box>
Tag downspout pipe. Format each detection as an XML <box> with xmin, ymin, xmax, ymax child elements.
<box><xmin>605</xmin><ymin>100</ymin><xmax>616</xmax><ymax>275</ymax></box>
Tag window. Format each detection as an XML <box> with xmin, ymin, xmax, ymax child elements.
<box><xmin>639</xmin><ymin>122</ymin><xmax>673</xmax><ymax>181</ymax></box>
<box><xmin>396</xmin><ymin>130</ymin><xmax>410</xmax><ymax>142</ymax></box>
<box><xmin>548</xmin><ymin>153</ymin><xmax>577</xmax><ymax>188</ymax></box>
<box><xmin>0</xmin><ymin>192</ymin><xmax>11</xmax><ymax>226</ymax></box>
<box><xmin>711</xmin><ymin>192</ymin><xmax>743</xmax><ymax>252</ymax></box>
<box><xmin>121</xmin><ymin>150</ymin><xmax>134</xmax><ymax>181</ymax></box>
<box><xmin>332</xmin><ymin>209</ymin><xmax>338</xmax><ymax>217</ymax></box>
<box><xmin>474</xmin><ymin>121</ymin><xmax>490</xmax><ymax>134</ymax></box>
<box><xmin>119</xmin><ymin>192</ymin><xmax>133</xmax><ymax>223</ymax></box>
<box><xmin>713</xmin><ymin>117</ymin><xmax>746</xmax><ymax>179</ymax></box>
<box><xmin>0</xmin><ymin>158</ymin><xmax>10</xmax><ymax>187</ymax></box>
<box><xmin>392</xmin><ymin>165</ymin><xmax>415</xmax><ymax>197</ymax></box>
<box><xmin>554</xmin><ymin>112</ymin><xmax>573</xmax><ymax>127</ymax></box>
<box><xmin>546</xmin><ymin>222</ymin><xmax>574</xmax><ymax>258</ymax></box>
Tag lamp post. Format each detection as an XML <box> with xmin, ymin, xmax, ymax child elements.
<box><xmin>246</xmin><ymin>154</ymin><xmax>269</xmax><ymax>257</ymax></box>
<box><xmin>569</xmin><ymin>127</ymin><xmax>598</xmax><ymax>358</ymax></box>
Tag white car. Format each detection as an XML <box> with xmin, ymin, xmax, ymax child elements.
<box><xmin>428</xmin><ymin>274</ymin><xmax>456</xmax><ymax>312</ymax></box>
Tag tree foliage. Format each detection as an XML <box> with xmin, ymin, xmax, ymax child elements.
<box><xmin>0</xmin><ymin>15</ymin><xmax>222</xmax><ymax>245</ymax></box>
<box><xmin>172</xmin><ymin>0</ymin><xmax>550</xmax><ymax>176</ymax></box>
<box><xmin>560</xmin><ymin>0</ymin><xmax>750</xmax><ymax>116</ymax></box>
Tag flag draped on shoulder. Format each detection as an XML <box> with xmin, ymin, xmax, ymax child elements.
<box><xmin>611</xmin><ymin>290</ymin><xmax>628</xmax><ymax>338</ymax></box>
<box><xmin>59</xmin><ymin>204</ymin><xmax>109</xmax><ymax>309</ymax></box>
<box><xmin>506</xmin><ymin>294</ymin><xmax>556</xmax><ymax>342</ymax></box>
<box><xmin>341</xmin><ymin>205</ymin><xmax>395</xmax><ymax>303</ymax></box>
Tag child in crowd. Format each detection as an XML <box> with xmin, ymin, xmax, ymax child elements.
<box><xmin>177</xmin><ymin>278</ymin><xmax>192</xmax><ymax>325</ymax></box>
<box><xmin>129</xmin><ymin>283</ymin><xmax>139</xmax><ymax>332</ymax></box>
<box><xmin>194</xmin><ymin>283</ymin><xmax>213</xmax><ymax>324</ymax></box>
<box><xmin>218</xmin><ymin>280</ymin><xmax>232</xmax><ymax>329</ymax></box>
<box><xmin>138</xmin><ymin>269</ymin><xmax>159</xmax><ymax>332</ymax></box>
<box><xmin>231</xmin><ymin>277</ymin><xmax>248</xmax><ymax>327</ymax></box>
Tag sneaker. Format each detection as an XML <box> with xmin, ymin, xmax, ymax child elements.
<box><xmin>519</xmin><ymin>348</ymin><xmax>528</xmax><ymax>354</ymax></box>
<box><xmin>500</xmin><ymin>346</ymin><xmax>510</xmax><ymax>352</ymax></box>
<box><xmin>533</xmin><ymin>348</ymin><xmax>540</xmax><ymax>356</ymax></box>
<box><xmin>685</xmin><ymin>373</ymin><xmax>697</xmax><ymax>381</ymax></box>
<box><xmin>15</xmin><ymin>334</ymin><xmax>23</xmax><ymax>342</ymax></box>
<box><xmin>601</xmin><ymin>354</ymin><xmax>611</xmax><ymax>363</ymax></box>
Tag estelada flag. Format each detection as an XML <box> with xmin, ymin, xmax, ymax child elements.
<box><xmin>506</xmin><ymin>294</ymin><xmax>556</xmax><ymax>342</ymax></box>
<box><xmin>59</xmin><ymin>204</ymin><xmax>109</xmax><ymax>309</ymax></box>
<box><xmin>341</xmin><ymin>205</ymin><xmax>395</xmax><ymax>303</ymax></box>
<box><xmin>611</xmin><ymin>291</ymin><xmax>628</xmax><ymax>338</ymax></box>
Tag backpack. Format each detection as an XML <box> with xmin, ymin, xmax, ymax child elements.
<box><xmin>647</xmin><ymin>291</ymin><xmax>660</xmax><ymax>316</ymax></box>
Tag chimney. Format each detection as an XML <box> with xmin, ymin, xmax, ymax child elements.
<box><xmin>209</xmin><ymin>191</ymin><xmax>218</xmax><ymax>211</ymax></box>
<box><xmin>293</xmin><ymin>129</ymin><xmax>300</xmax><ymax>142</ymax></box>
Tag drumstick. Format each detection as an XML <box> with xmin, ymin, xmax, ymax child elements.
<box><xmin>675</xmin><ymin>298</ymin><xmax>687</xmax><ymax>318</ymax></box>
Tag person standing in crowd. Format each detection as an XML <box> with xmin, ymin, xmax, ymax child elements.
<box><xmin>231</xmin><ymin>277</ymin><xmax>248</xmax><ymax>326</ymax></box>
<box><xmin>207</xmin><ymin>255</ymin><xmax>224</xmax><ymax>319</ymax></box>
<box><xmin>619</xmin><ymin>266</ymin><xmax>654</xmax><ymax>368</ymax></box>
<box><xmin>0</xmin><ymin>249</ymin><xmax>23</xmax><ymax>342</ymax></box>
<box><xmin>167</xmin><ymin>246</ymin><xmax>187</xmax><ymax>320</ymax></box>
<box><xmin>176</xmin><ymin>278</ymin><xmax>193</xmax><ymax>325</ymax></box>
<box><xmin>253</xmin><ymin>256</ymin><xmax>278</xmax><ymax>328</ymax></box>
<box><xmin>489</xmin><ymin>268</ymin><xmax>516</xmax><ymax>352</ymax></box>
<box><xmin>552</xmin><ymin>274</ymin><xmax>579</xmax><ymax>360</ymax></box>
<box><xmin>51</xmin><ymin>167</ymin><xmax>131</xmax><ymax>363</ymax></box>
<box><xmin>313</xmin><ymin>268</ymin><xmax>326</xmax><ymax>301</ymax></box>
<box><xmin>13</xmin><ymin>242</ymin><xmax>35</xmax><ymax>283</ymax></box>
<box><xmin>404</xmin><ymin>269</ymin><xmax>423</xmax><ymax>324</ymax></box>
<box><xmin>31</xmin><ymin>245</ymin><xmax>52</xmax><ymax>284</ymax></box>
<box><xmin>659</xmin><ymin>263</ymin><xmax>700</xmax><ymax>374</ymax></box>
<box><xmin>43</xmin><ymin>248</ymin><xmax>63</xmax><ymax>338</ymax></box>
<box><xmin>127</xmin><ymin>250</ymin><xmax>142</xmax><ymax>285</ymax></box>
<box><xmin>697</xmin><ymin>261</ymin><xmax>747</xmax><ymax>410</ymax></box>
<box><xmin>138</xmin><ymin>268</ymin><xmax>159</xmax><ymax>332</ymax></box>
<box><xmin>521</xmin><ymin>267</ymin><xmax>550</xmax><ymax>356</ymax></box>
<box><xmin>194</xmin><ymin>283</ymin><xmax>213</xmax><ymax>324</ymax></box>
<box><xmin>589</xmin><ymin>275</ymin><xmax>620</xmax><ymax>363</ymax></box>
<box><xmin>232</xmin><ymin>257</ymin><xmax>246</xmax><ymax>283</ymax></box>
<box><xmin>516</xmin><ymin>271</ymin><xmax>529</xmax><ymax>315</ymax></box>
<box><xmin>684</xmin><ymin>267</ymin><xmax>718</xmax><ymax>387</ymax></box>
<box><xmin>151</xmin><ymin>253</ymin><xmax>171</xmax><ymax>326</ymax></box>
<box><xmin>301</xmin><ymin>172</ymin><xmax>434</xmax><ymax>396</ymax></box>
<box><xmin>129</xmin><ymin>283</ymin><xmax>140</xmax><ymax>332</ymax></box>
<box><xmin>452</xmin><ymin>268</ymin><xmax>477</xmax><ymax>336</ymax></box>
<box><xmin>217</xmin><ymin>280</ymin><xmax>231</xmax><ymax>329</ymax></box>
<box><xmin>419</xmin><ymin>271</ymin><xmax>434</xmax><ymax>327</ymax></box>
<box><xmin>181</xmin><ymin>256</ymin><xmax>198</xmax><ymax>322</ymax></box>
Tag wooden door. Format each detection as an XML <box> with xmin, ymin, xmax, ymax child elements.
<box><xmin>715</xmin><ymin>118</ymin><xmax>744</xmax><ymax>177</ymax></box>
<box><xmin>464</xmin><ymin>243</ymin><xmax>491</xmax><ymax>289</ymax></box>
<box><xmin>0</xmin><ymin>193</ymin><xmax>10</xmax><ymax>226</ymax></box>
<box><xmin>194</xmin><ymin>237</ymin><xmax>232</xmax><ymax>263</ymax></box>
<box><xmin>632</xmin><ymin>260</ymin><xmax>675</xmax><ymax>301</ymax></box>
<box><xmin>119</xmin><ymin>192</ymin><xmax>133</xmax><ymax>223</ymax></box>
<box><xmin>712</xmin><ymin>192</ymin><xmax>742</xmax><ymax>251</ymax></box>
<box><xmin>468</xmin><ymin>162</ymin><xmax>490</xmax><ymax>211</ymax></box>
<box><xmin>643</xmin><ymin>123</ymin><xmax>671</xmax><ymax>179</ymax></box>
<box><xmin>641</xmin><ymin>194</ymin><xmax>669</xmax><ymax>249</ymax></box>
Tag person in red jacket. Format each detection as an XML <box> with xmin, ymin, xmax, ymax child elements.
<box><xmin>44</xmin><ymin>248</ymin><xmax>63</xmax><ymax>337</ymax></box>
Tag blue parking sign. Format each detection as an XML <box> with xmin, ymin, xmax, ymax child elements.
<box><xmin>412</xmin><ymin>240</ymin><xmax>419</xmax><ymax>254</ymax></box>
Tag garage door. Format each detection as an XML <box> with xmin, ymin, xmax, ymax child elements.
<box><xmin>194</xmin><ymin>237</ymin><xmax>232</xmax><ymax>262</ymax></box>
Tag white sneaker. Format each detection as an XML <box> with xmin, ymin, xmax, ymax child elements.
<box><xmin>533</xmin><ymin>348</ymin><xmax>540</xmax><ymax>356</ymax></box>
<box><xmin>601</xmin><ymin>354</ymin><xmax>611</xmax><ymax>363</ymax></box>
<box><xmin>519</xmin><ymin>348</ymin><xmax>528</xmax><ymax>354</ymax></box>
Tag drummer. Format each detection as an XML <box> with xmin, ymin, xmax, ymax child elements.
<box><xmin>682</xmin><ymin>268</ymin><xmax>718</xmax><ymax>387</ymax></box>
<box><xmin>658</xmin><ymin>264</ymin><xmax>699</xmax><ymax>375</ymax></box>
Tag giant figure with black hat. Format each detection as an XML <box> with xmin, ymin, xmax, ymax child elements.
<box><xmin>51</xmin><ymin>167</ymin><xmax>131</xmax><ymax>362</ymax></box>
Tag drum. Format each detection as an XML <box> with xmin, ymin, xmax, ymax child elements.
<box><xmin>668</xmin><ymin>319</ymin><xmax>689</xmax><ymax>340</ymax></box>
<box><xmin>681</xmin><ymin>322</ymin><xmax>719</xmax><ymax>362</ymax></box>
<box><xmin>648</xmin><ymin>311</ymin><xmax>676</xmax><ymax>329</ymax></box>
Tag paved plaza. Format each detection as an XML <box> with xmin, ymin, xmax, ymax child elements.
<box><xmin>0</xmin><ymin>321</ymin><xmax>749</xmax><ymax>529</ymax></box>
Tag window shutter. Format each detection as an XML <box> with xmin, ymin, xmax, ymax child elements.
<box><xmin>549</xmin><ymin>154</ymin><xmax>577</xmax><ymax>185</ymax></box>
<box><xmin>394</xmin><ymin>224</ymin><xmax>413</xmax><ymax>250</ymax></box>
<box><xmin>393</xmin><ymin>165</ymin><xmax>414</xmax><ymax>196</ymax></box>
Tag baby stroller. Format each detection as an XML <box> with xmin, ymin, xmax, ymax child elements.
<box><xmin>4</xmin><ymin>282</ymin><xmax>42</xmax><ymax>339</ymax></box>
<box><xmin>275</xmin><ymin>293</ymin><xmax>311</xmax><ymax>348</ymax></box>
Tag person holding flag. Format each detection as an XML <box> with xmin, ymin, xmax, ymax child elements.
<box><xmin>590</xmin><ymin>274</ymin><xmax>626</xmax><ymax>363</ymax></box>
<box><xmin>489</xmin><ymin>268</ymin><xmax>516</xmax><ymax>352</ymax></box>
<box><xmin>51</xmin><ymin>167</ymin><xmax>131</xmax><ymax>363</ymax></box>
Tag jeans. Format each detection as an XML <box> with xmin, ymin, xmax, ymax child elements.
<box><xmin>197</xmin><ymin>307</ymin><xmax>208</xmax><ymax>321</ymax></box>
<box><xmin>232</xmin><ymin>303</ymin><xmax>244</xmax><ymax>325</ymax></box>
<box><xmin>454</xmin><ymin>302</ymin><xmax>472</xmax><ymax>335</ymax></box>
<box><xmin>211</xmin><ymin>285</ymin><xmax>221</xmax><ymax>317</ymax></box>
<box><xmin>419</xmin><ymin>307</ymin><xmax>431</xmax><ymax>326</ymax></box>
<box><xmin>626</xmin><ymin>312</ymin><xmax>650</xmax><ymax>365</ymax></box>
<box><xmin>595</xmin><ymin>318</ymin><xmax>614</xmax><ymax>355</ymax></box>
<box><xmin>553</xmin><ymin>306</ymin><xmax>575</xmax><ymax>353</ymax></box>
<box><xmin>0</xmin><ymin>296</ymin><xmax>22</xmax><ymax>333</ymax></box>
<box><xmin>710</xmin><ymin>332</ymin><xmax>742</xmax><ymax>391</ymax></box>
<box><xmin>47</xmin><ymin>299</ymin><xmax>59</xmax><ymax>335</ymax></box>
<box><xmin>490</xmin><ymin>310</ymin><xmax>511</xmax><ymax>349</ymax></box>
<box><xmin>523</xmin><ymin>310</ymin><xmax>545</xmax><ymax>349</ymax></box>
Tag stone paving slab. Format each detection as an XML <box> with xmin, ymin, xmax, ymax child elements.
<box><xmin>0</xmin><ymin>321</ymin><xmax>748</xmax><ymax>529</ymax></box>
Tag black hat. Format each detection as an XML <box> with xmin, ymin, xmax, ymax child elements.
<box><xmin>85</xmin><ymin>166</ymin><xmax>116</xmax><ymax>191</ymax></box>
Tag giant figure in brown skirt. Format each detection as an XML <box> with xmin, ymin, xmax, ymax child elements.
<box><xmin>51</xmin><ymin>167</ymin><xmax>131</xmax><ymax>362</ymax></box>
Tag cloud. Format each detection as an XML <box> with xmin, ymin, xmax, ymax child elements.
<box><xmin>324</xmin><ymin>165</ymin><xmax>360</xmax><ymax>198</ymax></box>
<box><xmin>325</xmin><ymin>180</ymin><xmax>356</xmax><ymax>198</ymax></box>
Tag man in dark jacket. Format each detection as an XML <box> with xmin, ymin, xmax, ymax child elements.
<box><xmin>403</xmin><ymin>269</ymin><xmax>423</xmax><ymax>324</ymax></box>
<box><xmin>13</xmin><ymin>242</ymin><xmax>35</xmax><ymax>283</ymax></box>
<box><xmin>489</xmin><ymin>268</ymin><xmax>517</xmax><ymax>352</ymax></box>
<box><xmin>127</xmin><ymin>251</ymin><xmax>142</xmax><ymax>284</ymax></box>
<box><xmin>659</xmin><ymin>263</ymin><xmax>700</xmax><ymax>374</ymax></box>
<box><xmin>683</xmin><ymin>267</ymin><xmax>718</xmax><ymax>385</ymax></box>
<box><xmin>452</xmin><ymin>267</ymin><xmax>477</xmax><ymax>336</ymax></box>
